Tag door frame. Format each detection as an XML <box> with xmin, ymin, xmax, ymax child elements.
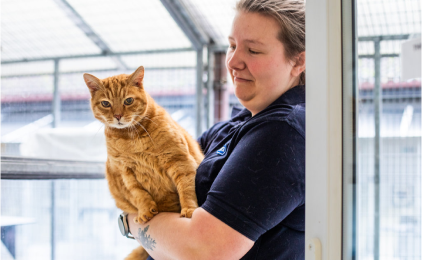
<box><xmin>305</xmin><ymin>0</ymin><xmax>354</xmax><ymax>258</ymax></box>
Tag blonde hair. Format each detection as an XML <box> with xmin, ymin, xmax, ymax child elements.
<box><xmin>236</xmin><ymin>0</ymin><xmax>306</xmax><ymax>84</ymax></box>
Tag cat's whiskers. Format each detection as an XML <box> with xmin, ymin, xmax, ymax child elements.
<box><xmin>127</xmin><ymin>120</ymin><xmax>140</xmax><ymax>139</ymax></box>
<box><xmin>133</xmin><ymin>121</ymin><xmax>155</xmax><ymax>146</ymax></box>
<box><xmin>104</xmin><ymin>126</ymin><xmax>110</xmax><ymax>135</ymax></box>
<box><xmin>127</xmin><ymin>125</ymin><xmax>133</xmax><ymax>139</ymax></box>
<box><xmin>129</xmin><ymin>124</ymin><xmax>141</xmax><ymax>140</ymax></box>
<box><xmin>132</xmin><ymin>126</ymin><xmax>138</xmax><ymax>140</ymax></box>
<box><xmin>132</xmin><ymin>114</ymin><xmax>158</xmax><ymax>126</ymax></box>
<box><xmin>93</xmin><ymin>123</ymin><xmax>105</xmax><ymax>136</ymax></box>
<box><xmin>131</xmin><ymin>125</ymin><xmax>138</xmax><ymax>140</ymax></box>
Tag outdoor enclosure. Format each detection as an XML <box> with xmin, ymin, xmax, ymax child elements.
<box><xmin>2</xmin><ymin>1</ymin><xmax>237</xmax><ymax>259</ymax></box>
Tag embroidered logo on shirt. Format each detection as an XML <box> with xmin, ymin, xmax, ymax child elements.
<box><xmin>216</xmin><ymin>143</ymin><xmax>228</xmax><ymax>156</ymax></box>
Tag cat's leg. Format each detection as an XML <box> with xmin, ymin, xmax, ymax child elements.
<box><xmin>167</xmin><ymin>157</ymin><xmax>199</xmax><ymax>218</ymax></box>
<box><xmin>106</xmin><ymin>166</ymin><xmax>138</xmax><ymax>213</ymax></box>
<box><xmin>121</xmin><ymin>167</ymin><xmax>159</xmax><ymax>223</ymax></box>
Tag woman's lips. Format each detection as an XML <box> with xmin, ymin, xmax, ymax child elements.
<box><xmin>234</xmin><ymin>77</ymin><xmax>252</xmax><ymax>82</ymax></box>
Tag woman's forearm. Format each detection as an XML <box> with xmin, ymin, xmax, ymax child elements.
<box><xmin>128</xmin><ymin>210</ymin><xmax>204</xmax><ymax>260</ymax></box>
<box><xmin>128</xmin><ymin>208</ymin><xmax>254</xmax><ymax>260</ymax></box>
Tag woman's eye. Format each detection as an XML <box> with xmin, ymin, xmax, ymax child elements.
<box><xmin>229</xmin><ymin>45</ymin><xmax>236</xmax><ymax>50</ymax></box>
<box><xmin>101</xmin><ymin>101</ymin><xmax>111</xmax><ymax>107</ymax></box>
<box><xmin>124</xmin><ymin>98</ymin><xmax>134</xmax><ymax>105</ymax></box>
<box><xmin>249</xmin><ymin>49</ymin><xmax>260</xmax><ymax>54</ymax></box>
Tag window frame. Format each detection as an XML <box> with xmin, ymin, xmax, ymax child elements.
<box><xmin>305</xmin><ymin>0</ymin><xmax>344</xmax><ymax>259</ymax></box>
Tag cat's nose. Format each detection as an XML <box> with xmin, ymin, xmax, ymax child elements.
<box><xmin>114</xmin><ymin>114</ymin><xmax>122</xmax><ymax>120</ymax></box>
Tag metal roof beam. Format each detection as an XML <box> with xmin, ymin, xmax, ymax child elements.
<box><xmin>1</xmin><ymin>47</ymin><xmax>195</xmax><ymax>64</ymax></box>
<box><xmin>356</xmin><ymin>34</ymin><xmax>409</xmax><ymax>59</ymax></box>
<box><xmin>1</xmin><ymin>66</ymin><xmax>196</xmax><ymax>79</ymax></box>
<box><xmin>358</xmin><ymin>34</ymin><xmax>410</xmax><ymax>41</ymax></box>
<box><xmin>52</xmin><ymin>0</ymin><xmax>128</xmax><ymax>70</ymax></box>
<box><xmin>359</xmin><ymin>54</ymin><xmax>399</xmax><ymax>58</ymax></box>
<box><xmin>159</xmin><ymin>0</ymin><xmax>209</xmax><ymax>50</ymax></box>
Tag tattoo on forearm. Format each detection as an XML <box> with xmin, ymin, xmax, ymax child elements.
<box><xmin>137</xmin><ymin>225</ymin><xmax>157</xmax><ymax>251</ymax></box>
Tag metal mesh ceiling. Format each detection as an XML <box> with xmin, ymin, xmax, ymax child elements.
<box><xmin>64</xmin><ymin>0</ymin><xmax>192</xmax><ymax>52</ymax></box>
<box><xmin>1</xmin><ymin>0</ymin><xmax>192</xmax><ymax>62</ymax></box>
<box><xmin>1</xmin><ymin>0</ymin><xmax>101</xmax><ymax>61</ymax></box>
<box><xmin>1</xmin><ymin>0</ymin><xmax>421</xmax><ymax>65</ymax></box>
<box><xmin>357</xmin><ymin>0</ymin><xmax>421</xmax><ymax>37</ymax></box>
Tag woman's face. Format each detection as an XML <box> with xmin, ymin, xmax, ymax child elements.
<box><xmin>226</xmin><ymin>11</ymin><xmax>302</xmax><ymax>116</ymax></box>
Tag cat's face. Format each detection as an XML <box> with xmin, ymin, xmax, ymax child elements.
<box><xmin>83</xmin><ymin>66</ymin><xmax>147</xmax><ymax>129</ymax></box>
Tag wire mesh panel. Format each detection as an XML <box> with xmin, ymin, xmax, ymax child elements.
<box><xmin>1</xmin><ymin>0</ymin><xmax>199</xmax><ymax>160</ymax></box>
<box><xmin>355</xmin><ymin>0</ymin><xmax>421</xmax><ymax>259</ymax></box>
<box><xmin>1</xmin><ymin>179</ymin><xmax>139</xmax><ymax>260</ymax></box>
<box><xmin>1</xmin><ymin>0</ymin><xmax>203</xmax><ymax>258</ymax></box>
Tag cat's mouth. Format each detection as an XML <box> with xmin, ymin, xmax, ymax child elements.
<box><xmin>112</xmin><ymin>124</ymin><xmax>129</xmax><ymax>129</ymax></box>
<box><xmin>109</xmin><ymin>120</ymin><xmax>130</xmax><ymax>129</ymax></box>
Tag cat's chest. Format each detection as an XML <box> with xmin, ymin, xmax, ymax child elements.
<box><xmin>106</xmin><ymin>135</ymin><xmax>158</xmax><ymax>155</ymax></box>
<box><xmin>107</xmin><ymin>141</ymin><xmax>158</xmax><ymax>168</ymax></box>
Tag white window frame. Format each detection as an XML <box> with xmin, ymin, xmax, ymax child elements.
<box><xmin>305</xmin><ymin>0</ymin><xmax>354</xmax><ymax>258</ymax></box>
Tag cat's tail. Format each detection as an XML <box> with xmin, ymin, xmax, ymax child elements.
<box><xmin>125</xmin><ymin>246</ymin><xmax>149</xmax><ymax>260</ymax></box>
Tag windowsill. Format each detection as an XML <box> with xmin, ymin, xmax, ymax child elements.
<box><xmin>1</xmin><ymin>156</ymin><xmax>105</xmax><ymax>179</ymax></box>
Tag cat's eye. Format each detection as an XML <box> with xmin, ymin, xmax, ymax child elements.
<box><xmin>124</xmin><ymin>98</ymin><xmax>134</xmax><ymax>105</ymax></box>
<box><xmin>101</xmin><ymin>101</ymin><xmax>111</xmax><ymax>107</ymax></box>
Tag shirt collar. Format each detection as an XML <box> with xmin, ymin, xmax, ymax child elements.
<box><xmin>231</xmin><ymin>85</ymin><xmax>305</xmax><ymax>120</ymax></box>
<box><xmin>272</xmin><ymin>84</ymin><xmax>305</xmax><ymax>106</ymax></box>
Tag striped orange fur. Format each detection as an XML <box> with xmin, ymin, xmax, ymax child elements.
<box><xmin>83</xmin><ymin>66</ymin><xmax>204</xmax><ymax>260</ymax></box>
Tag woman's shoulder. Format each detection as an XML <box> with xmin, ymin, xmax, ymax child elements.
<box><xmin>244</xmin><ymin>103</ymin><xmax>305</xmax><ymax>139</ymax></box>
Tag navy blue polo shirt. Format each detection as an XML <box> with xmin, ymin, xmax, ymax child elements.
<box><xmin>196</xmin><ymin>85</ymin><xmax>305</xmax><ymax>259</ymax></box>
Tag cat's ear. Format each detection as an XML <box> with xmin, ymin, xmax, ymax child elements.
<box><xmin>83</xmin><ymin>73</ymin><xmax>102</xmax><ymax>95</ymax></box>
<box><xmin>128</xmin><ymin>66</ymin><xmax>144</xmax><ymax>88</ymax></box>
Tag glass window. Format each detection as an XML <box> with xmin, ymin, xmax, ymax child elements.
<box><xmin>345</xmin><ymin>0</ymin><xmax>421</xmax><ymax>258</ymax></box>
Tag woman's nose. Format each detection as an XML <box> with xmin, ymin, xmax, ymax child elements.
<box><xmin>226</xmin><ymin>49</ymin><xmax>245</xmax><ymax>71</ymax></box>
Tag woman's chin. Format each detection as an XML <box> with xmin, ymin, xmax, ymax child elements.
<box><xmin>235</xmin><ymin>90</ymin><xmax>255</xmax><ymax>106</ymax></box>
<box><xmin>235</xmin><ymin>84</ymin><xmax>255</xmax><ymax>99</ymax></box>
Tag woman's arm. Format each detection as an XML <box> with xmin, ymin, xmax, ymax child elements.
<box><xmin>128</xmin><ymin>208</ymin><xmax>254</xmax><ymax>260</ymax></box>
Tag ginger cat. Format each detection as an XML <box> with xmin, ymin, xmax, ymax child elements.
<box><xmin>83</xmin><ymin>66</ymin><xmax>204</xmax><ymax>260</ymax></box>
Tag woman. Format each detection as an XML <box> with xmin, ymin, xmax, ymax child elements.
<box><xmin>128</xmin><ymin>0</ymin><xmax>306</xmax><ymax>259</ymax></box>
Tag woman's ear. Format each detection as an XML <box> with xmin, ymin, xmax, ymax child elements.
<box><xmin>291</xmin><ymin>51</ymin><xmax>306</xmax><ymax>77</ymax></box>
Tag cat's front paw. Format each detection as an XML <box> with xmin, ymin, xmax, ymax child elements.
<box><xmin>134</xmin><ymin>203</ymin><xmax>159</xmax><ymax>223</ymax></box>
<box><xmin>180</xmin><ymin>207</ymin><xmax>197</xmax><ymax>218</ymax></box>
